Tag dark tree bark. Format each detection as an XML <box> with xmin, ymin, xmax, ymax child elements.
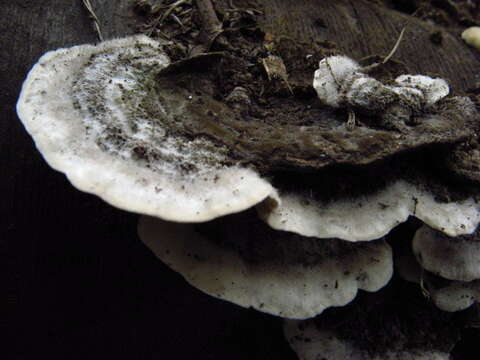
<box><xmin>261</xmin><ymin>0</ymin><xmax>480</xmax><ymax>92</ymax></box>
<box><xmin>1</xmin><ymin>1</ymin><xmax>479</xmax><ymax>359</ymax></box>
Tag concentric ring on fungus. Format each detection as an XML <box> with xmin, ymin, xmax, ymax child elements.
<box><xmin>16</xmin><ymin>35</ymin><xmax>278</xmax><ymax>222</ymax></box>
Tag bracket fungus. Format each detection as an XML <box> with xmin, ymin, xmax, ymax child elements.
<box><xmin>16</xmin><ymin>35</ymin><xmax>278</xmax><ymax>222</ymax></box>
<box><xmin>16</xmin><ymin>28</ymin><xmax>480</xmax><ymax>327</ymax></box>
<box><xmin>411</xmin><ymin>225</ymin><xmax>480</xmax><ymax>312</ymax></box>
<box><xmin>429</xmin><ymin>279</ymin><xmax>480</xmax><ymax>313</ymax></box>
<box><xmin>413</xmin><ymin>225</ymin><xmax>480</xmax><ymax>282</ymax></box>
<box><xmin>398</xmin><ymin>262</ymin><xmax>480</xmax><ymax>313</ymax></box>
<box><xmin>255</xmin><ymin>53</ymin><xmax>480</xmax><ymax>242</ymax></box>
<box><xmin>258</xmin><ymin>179</ymin><xmax>480</xmax><ymax>242</ymax></box>
<box><xmin>138</xmin><ymin>212</ymin><xmax>392</xmax><ymax>319</ymax></box>
<box><xmin>396</xmin><ymin>226</ymin><xmax>480</xmax><ymax>312</ymax></box>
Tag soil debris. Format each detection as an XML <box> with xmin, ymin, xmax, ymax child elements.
<box><xmin>82</xmin><ymin>0</ymin><xmax>104</xmax><ymax>41</ymax></box>
<box><xmin>135</xmin><ymin>0</ymin><xmax>479</xmax><ymax>175</ymax></box>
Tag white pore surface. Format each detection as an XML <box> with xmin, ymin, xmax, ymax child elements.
<box><xmin>462</xmin><ymin>26</ymin><xmax>480</xmax><ymax>50</ymax></box>
<box><xmin>431</xmin><ymin>280</ymin><xmax>480</xmax><ymax>312</ymax></box>
<box><xmin>284</xmin><ymin>320</ymin><xmax>450</xmax><ymax>360</ymax></box>
<box><xmin>258</xmin><ymin>180</ymin><xmax>480</xmax><ymax>241</ymax></box>
<box><xmin>394</xmin><ymin>75</ymin><xmax>449</xmax><ymax>107</ymax></box>
<box><xmin>313</xmin><ymin>55</ymin><xmax>361</xmax><ymax>107</ymax></box>
<box><xmin>413</xmin><ymin>225</ymin><xmax>480</xmax><ymax>282</ymax></box>
<box><xmin>138</xmin><ymin>216</ymin><xmax>393</xmax><ymax>319</ymax></box>
<box><xmin>17</xmin><ymin>35</ymin><xmax>277</xmax><ymax>222</ymax></box>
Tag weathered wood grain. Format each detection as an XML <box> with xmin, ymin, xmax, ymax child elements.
<box><xmin>261</xmin><ymin>0</ymin><xmax>480</xmax><ymax>92</ymax></box>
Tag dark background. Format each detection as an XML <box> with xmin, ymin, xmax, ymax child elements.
<box><xmin>2</xmin><ymin>1</ymin><xmax>480</xmax><ymax>359</ymax></box>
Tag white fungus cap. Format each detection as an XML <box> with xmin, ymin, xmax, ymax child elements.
<box><xmin>258</xmin><ymin>180</ymin><xmax>480</xmax><ymax>242</ymax></box>
<box><xmin>284</xmin><ymin>319</ymin><xmax>450</xmax><ymax>360</ymax></box>
<box><xmin>16</xmin><ymin>35</ymin><xmax>278</xmax><ymax>222</ymax></box>
<box><xmin>462</xmin><ymin>26</ymin><xmax>480</xmax><ymax>51</ymax></box>
<box><xmin>413</xmin><ymin>225</ymin><xmax>480</xmax><ymax>282</ymax></box>
<box><xmin>430</xmin><ymin>280</ymin><xmax>480</xmax><ymax>312</ymax></box>
<box><xmin>396</xmin><ymin>243</ymin><xmax>480</xmax><ymax>312</ymax></box>
<box><xmin>138</xmin><ymin>215</ymin><xmax>393</xmax><ymax>319</ymax></box>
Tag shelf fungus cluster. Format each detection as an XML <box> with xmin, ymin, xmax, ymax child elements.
<box><xmin>17</xmin><ymin>33</ymin><xmax>480</xmax><ymax>343</ymax></box>
<box><xmin>396</xmin><ymin>225</ymin><xmax>480</xmax><ymax>313</ymax></box>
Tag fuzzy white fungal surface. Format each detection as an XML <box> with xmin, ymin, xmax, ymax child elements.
<box><xmin>393</xmin><ymin>75</ymin><xmax>449</xmax><ymax>107</ymax></box>
<box><xmin>138</xmin><ymin>216</ymin><xmax>393</xmax><ymax>319</ymax></box>
<box><xmin>313</xmin><ymin>55</ymin><xmax>362</xmax><ymax>107</ymax></box>
<box><xmin>258</xmin><ymin>180</ymin><xmax>480</xmax><ymax>241</ymax></box>
<box><xmin>16</xmin><ymin>35</ymin><xmax>278</xmax><ymax>222</ymax></box>
<box><xmin>313</xmin><ymin>55</ymin><xmax>450</xmax><ymax>116</ymax></box>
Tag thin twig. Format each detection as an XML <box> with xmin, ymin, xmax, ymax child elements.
<box><xmin>171</xmin><ymin>13</ymin><xmax>184</xmax><ymax>27</ymax></box>
<box><xmin>159</xmin><ymin>0</ymin><xmax>190</xmax><ymax>24</ymax></box>
<box><xmin>227</xmin><ymin>0</ymin><xmax>263</xmax><ymax>14</ymax></box>
<box><xmin>325</xmin><ymin>57</ymin><xmax>341</xmax><ymax>88</ymax></box>
<box><xmin>177</xmin><ymin>8</ymin><xmax>193</xmax><ymax>17</ymax></box>
<box><xmin>362</xmin><ymin>8</ymin><xmax>425</xmax><ymax>73</ymax></box>
<box><xmin>151</xmin><ymin>1</ymin><xmax>169</xmax><ymax>14</ymax></box>
<box><xmin>82</xmin><ymin>0</ymin><xmax>104</xmax><ymax>42</ymax></box>
<box><xmin>382</xmin><ymin>27</ymin><xmax>406</xmax><ymax>65</ymax></box>
<box><xmin>362</xmin><ymin>27</ymin><xmax>406</xmax><ymax>73</ymax></box>
<box><xmin>419</xmin><ymin>268</ymin><xmax>431</xmax><ymax>299</ymax></box>
<box><xmin>148</xmin><ymin>0</ymin><xmax>190</xmax><ymax>36</ymax></box>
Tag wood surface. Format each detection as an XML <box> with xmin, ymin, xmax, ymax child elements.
<box><xmin>262</xmin><ymin>0</ymin><xmax>480</xmax><ymax>92</ymax></box>
<box><xmin>1</xmin><ymin>1</ymin><xmax>478</xmax><ymax>359</ymax></box>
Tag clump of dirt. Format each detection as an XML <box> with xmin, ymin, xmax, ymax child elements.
<box><xmin>136</xmin><ymin>0</ymin><xmax>335</xmax><ymax>95</ymax></box>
